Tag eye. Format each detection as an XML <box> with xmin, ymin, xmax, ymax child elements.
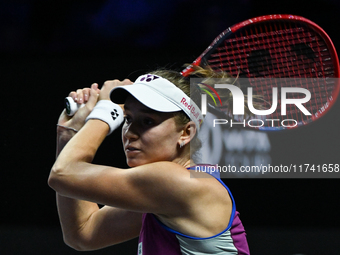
<box><xmin>143</xmin><ymin>117</ymin><xmax>155</xmax><ymax>126</ymax></box>
<box><xmin>124</xmin><ymin>115</ymin><xmax>132</xmax><ymax>124</ymax></box>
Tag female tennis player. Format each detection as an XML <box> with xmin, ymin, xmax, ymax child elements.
<box><xmin>48</xmin><ymin>68</ymin><xmax>250</xmax><ymax>254</ymax></box>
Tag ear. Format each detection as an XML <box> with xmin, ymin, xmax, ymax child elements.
<box><xmin>178</xmin><ymin>121</ymin><xmax>197</xmax><ymax>148</ymax></box>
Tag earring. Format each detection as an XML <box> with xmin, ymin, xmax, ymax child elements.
<box><xmin>180</xmin><ymin>141</ymin><xmax>185</xmax><ymax>148</ymax></box>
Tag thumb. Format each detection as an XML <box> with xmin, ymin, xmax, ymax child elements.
<box><xmin>86</xmin><ymin>83</ymin><xmax>100</xmax><ymax>110</ymax></box>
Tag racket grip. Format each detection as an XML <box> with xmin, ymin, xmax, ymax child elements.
<box><xmin>64</xmin><ymin>97</ymin><xmax>85</xmax><ymax>116</ymax></box>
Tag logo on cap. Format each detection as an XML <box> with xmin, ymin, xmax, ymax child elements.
<box><xmin>140</xmin><ymin>74</ymin><xmax>160</xmax><ymax>82</ymax></box>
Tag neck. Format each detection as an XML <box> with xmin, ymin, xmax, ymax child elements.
<box><xmin>172</xmin><ymin>144</ymin><xmax>197</xmax><ymax>168</ymax></box>
<box><xmin>173</xmin><ymin>157</ymin><xmax>195</xmax><ymax>169</ymax></box>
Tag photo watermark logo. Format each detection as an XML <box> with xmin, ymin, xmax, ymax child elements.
<box><xmin>192</xmin><ymin>78</ymin><xmax>335</xmax><ymax>129</ymax></box>
<box><xmin>190</xmin><ymin>78</ymin><xmax>339</xmax><ymax>178</ymax></box>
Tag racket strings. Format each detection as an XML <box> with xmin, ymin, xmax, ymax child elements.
<box><xmin>207</xmin><ymin>21</ymin><xmax>337</xmax><ymax>127</ymax></box>
<box><xmin>209</xmin><ymin>28</ymin><xmax>332</xmax><ymax>78</ymax></box>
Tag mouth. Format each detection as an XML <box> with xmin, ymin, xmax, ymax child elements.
<box><xmin>125</xmin><ymin>146</ymin><xmax>140</xmax><ymax>152</ymax></box>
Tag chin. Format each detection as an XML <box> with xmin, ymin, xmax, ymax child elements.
<box><xmin>126</xmin><ymin>157</ymin><xmax>160</xmax><ymax>168</ymax></box>
<box><xmin>126</xmin><ymin>159</ymin><xmax>145</xmax><ymax>168</ymax></box>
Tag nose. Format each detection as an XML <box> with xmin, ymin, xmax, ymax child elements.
<box><xmin>122</xmin><ymin>122</ymin><xmax>139</xmax><ymax>141</ymax></box>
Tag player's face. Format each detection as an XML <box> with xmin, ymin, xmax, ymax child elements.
<box><xmin>122</xmin><ymin>95</ymin><xmax>183</xmax><ymax>167</ymax></box>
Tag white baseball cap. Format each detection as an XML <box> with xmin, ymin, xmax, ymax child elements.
<box><xmin>110</xmin><ymin>74</ymin><xmax>203</xmax><ymax>130</ymax></box>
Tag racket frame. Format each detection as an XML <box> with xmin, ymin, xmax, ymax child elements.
<box><xmin>181</xmin><ymin>14</ymin><xmax>340</xmax><ymax>130</ymax></box>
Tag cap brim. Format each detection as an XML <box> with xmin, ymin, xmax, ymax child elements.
<box><xmin>110</xmin><ymin>85</ymin><xmax>182</xmax><ymax>113</ymax></box>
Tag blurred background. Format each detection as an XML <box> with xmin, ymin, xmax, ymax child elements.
<box><xmin>1</xmin><ymin>0</ymin><xmax>340</xmax><ymax>254</ymax></box>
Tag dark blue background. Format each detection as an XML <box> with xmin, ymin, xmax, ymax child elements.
<box><xmin>1</xmin><ymin>1</ymin><xmax>340</xmax><ymax>254</ymax></box>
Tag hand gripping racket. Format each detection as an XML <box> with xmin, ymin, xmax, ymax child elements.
<box><xmin>181</xmin><ymin>14</ymin><xmax>340</xmax><ymax>130</ymax></box>
<box><xmin>65</xmin><ymin>97</ymin><xmax>85</xmax><ymax>116</ymax></box>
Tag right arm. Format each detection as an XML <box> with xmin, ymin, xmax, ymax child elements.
<box><xmin>53</xmin><ymin>82</ymin><xmax>141</xmax><ymax>251</ymax></box>
<box><xmin>56</xmin><ymin>194</ymin><xmax>142</xmax><ymax>251</ymax></box>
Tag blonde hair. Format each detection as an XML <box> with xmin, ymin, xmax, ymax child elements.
<box><xmin>149</xmin><ymin>66</ymin><xmax>243</xmax><ymax>153</ymax></box>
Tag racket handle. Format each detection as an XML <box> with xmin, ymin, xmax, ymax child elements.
<box><xmin>65</xmin><ymin>97</ymin><xmax>85</xmax><ymax>116</ymax></box>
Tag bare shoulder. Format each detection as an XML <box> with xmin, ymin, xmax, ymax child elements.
<box><xmin>133</xmin><ymin>162</ymin><xmax>233</xmax><ymax>238</ymax></box>
<box><xmin>128</xmin><ymin>161</ymin><xmax>223</xmax><ymax>197</ymax></box>
<box><xmin>128</xmin><ymin>161</ymin><xmax>191</xmax><ymax>184</ymax></box>
<box><xmin>128</xmin><ymin>161</ymin><xmax>231</xmax><ymax>213</ymax></box>
<box><xmin>126</xmin><ymin>161</ymin><xmax>195</xmax><ymax>203</ymax></box>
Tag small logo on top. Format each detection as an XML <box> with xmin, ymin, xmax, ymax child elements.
<box><xmin>140</xmin><ymin>74</ymin><xmax>160</xmax><ymax>82</ymax></box>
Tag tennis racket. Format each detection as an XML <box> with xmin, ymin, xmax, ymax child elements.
<box><xmin>182</xmin><ymin>14</ymin><xmax>340</xmax><ymax>130</ymax></box>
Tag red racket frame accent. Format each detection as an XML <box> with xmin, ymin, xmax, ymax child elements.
<box><xmin>181</xmin><ymin>14</ymin><xmax>340</xmax><ymax>130</ymax></box>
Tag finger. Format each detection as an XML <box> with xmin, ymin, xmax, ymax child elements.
<box><xmin>68</xmin><ymin>91</ymin><xmax>77</xmax><ymax>102</ymax></box>
<box><xmin>91</xmin><ymin>83</ymin><xmax>99</xmax><ymax>92</ymax></box>
<box><xmin>76</xmin><ymin>89</ymin><xmax>84</xmax><ymax>104</ymax></box>
<box><xmin>86</xmin><ymin>83</ymin><xmax>100</xmax><ymax>110</ymax></box>
<box><xmin>82</xmin><ymin>88</ymin><xmax>91</xmax><ymax>103</ymax></box>
<box><xmin>92</xmin><ymin>83</ymin><xmax>100</xmax><ymax>94</ymax></box>
<box><xmin>101</xmin><ymin>80</ymin><xmax>117</xmax><ymax>90</ymax></box>
<box><xmin>99</xmin><ymin>80</ymin><xmax>118</xmax><ymax>100</ymax></box>
<box><xmin>122</xmin><ymin>79</ymin><xmax>133</xmax><ymax>85</ymax></box>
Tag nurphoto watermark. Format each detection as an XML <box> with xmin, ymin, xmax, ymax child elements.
<box><xmin>190</xmin><ymin>78</ymin><xmax>339</xmax><ymax>178</ymax></box>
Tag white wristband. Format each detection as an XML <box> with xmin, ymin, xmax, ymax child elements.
<box><xmin>86</xmin><ymin>100</ymin><xmax>124</xmax><ymax>135</ymax></box>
